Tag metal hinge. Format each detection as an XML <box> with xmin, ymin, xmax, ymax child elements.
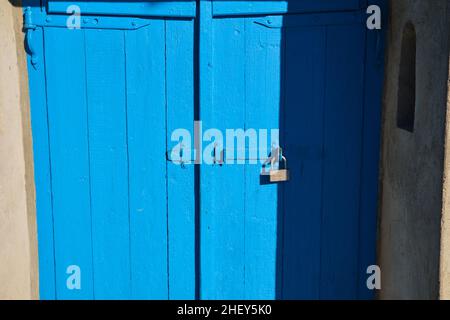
<box><xmin>23</xmin><ymin>6</ymin><xmax>38</xmax><ymax>69</ymax></box>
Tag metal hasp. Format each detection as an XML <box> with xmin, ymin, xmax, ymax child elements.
<box><xmin>23</xmin><ymin>6</ymin><xmax>38</xmax><ymax>69</ymax></box>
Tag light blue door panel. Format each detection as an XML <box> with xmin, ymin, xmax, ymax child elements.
<box><xmin>166</xmin><ymin>19</ymin><xmax>196</xmax><ymax>300</ymax></box>
<box><xmin>48</xmin><ymin>0</ymin><xmax>197</xmax><ymax>17</ymax></box>
<box><xmin>26</xmin><ymin>26</ymin><xmax>56</xmax><ymax>300</ymax></box>
<box><xmin>85</xmin><ymin>29</ymin><xmax>131</xmax><ymax>299</ymax></box>
<box><xmin>28</xmin><ymin>9</ymin><xmax>195</xmax><ymax>298</ymax></box>
<box><xmin>243</xmin><ymin>20</ymin><xmax>281</xmax><ymax>300</ymax></box>
<box><xmin>125</xmin><ymin>21</ymin><xmax>168</xmax><ymax>299</ymax></box>
<box><xmin>44</xmin><ymin>28</ymin><xmax>94</xmax><ymax>299</ymax></box>
<box><xmin>201</xmin><ymin>16</ymin><xmax>281</xmax><ymax>299</ymax></box>
<box><xmin>202</xmin><ymin>17</ymin><xmax>247</xmax><ymax>299</ymax></box>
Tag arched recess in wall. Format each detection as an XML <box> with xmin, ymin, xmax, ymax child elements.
<box><xmin>397</xmin><ymin>21</ymin><xmax>417</xmax><ymax>132</ymax></box>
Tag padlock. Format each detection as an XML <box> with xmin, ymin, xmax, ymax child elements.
<box><xmin>269</xmin><ymin>167</ymin><xmax>289</xmax><ymax>182</ymax></box>
<box><xmin>261</xmin><ymin>147</ymin><xmax>290</xmax><ymax>183</ymax></box>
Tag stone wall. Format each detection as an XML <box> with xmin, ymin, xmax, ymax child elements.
<box><xmin>378</xmin><ymin>0</ymin><xmax>450</xmax><ymax>300</ymax></box>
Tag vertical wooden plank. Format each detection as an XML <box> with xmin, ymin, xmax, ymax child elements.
<box><xmin>44</xmin><ymin>28</ymin><xmax>94</xmax><ymax>299</ymax></box>
<box><xmin>319</xmin><ymin>24</ymin><xmax>366</xmax><ymax>299</ymax></box>
<box><xmin>166</xmin><ymin>19</ymin><xmax>196</xmax><ymax>299</ymax></box>
<box><xmin>201</xmin><ymin>16</ymin><xmax>246</xmax><ymax>299</ymax></box>
<box><xmin>243</xmin><ymin>19</ymin><xmax>280</xmax><ymax>299</ymax></box>
<box><xmin>358</xmin><ymin>0</ymin><xmax>387</xmax><ymax>299</ymax></box>
<box><xmin>27</xmin><ymin>27</ymin><xmax>56</xmax><ymax>299</ymax></box>
<box><xmin>281</xmin><ymin>24</ymin><xmax>327</xmax><ymax>299</ymax></box>
<box><xmin>85</xmin><ymin>29</ymin><xmax>131</xmax><ymax>299</ymax></box>
<box><xmin>125</xmin><ymin>22</ymin><xmax>169</xmax><ymax>299</ymax></box>
<box><xmin>199</xmin><ymin>0</ymin><xmax>214</xmax><ymax>300</ymax></box>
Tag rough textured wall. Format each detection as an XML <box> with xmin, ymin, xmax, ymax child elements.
<box><xmin>0</xmin><ymin>1</ymin><xmax>38</xmax><ymax>299</ymax></box>
<box><xmin>378</xmin><ymin>0</ymin><xmax>450</xmax><ymax>299</ymax></box>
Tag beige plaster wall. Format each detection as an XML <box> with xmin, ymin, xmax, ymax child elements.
<box><xmin>0</xmin><ymin>0</ymin><xmax>38</xmax><ymax>300</ymax></box>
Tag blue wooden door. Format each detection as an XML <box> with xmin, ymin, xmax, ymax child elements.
<box><xmin>199</xmin><ymin>0</ymin><xmax>385</xmax><ymax>300</ymax></box>
<box><xmin>25</xmin><ymin>0</ymin><xmax>197</xmax><ymax>299</ymax></box>
<box><xmin>25</xmin><ymin>0</ymin><xmax>385</xmax><ymax>300</ymax></box>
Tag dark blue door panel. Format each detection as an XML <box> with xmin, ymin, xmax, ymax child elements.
<box><xmin>25</xmin><ymin>0</ymin><xmax>386</xmax><ymax>299</ymax></box>
<box><xmin>282</xmin><ymin>23</ymin><xmax>366</xmax><ymax>299</ymax></box>
<box><xmin>212</xmin><ymin>0</ymin><xmax>363</xmax><ymax>16</ymax></box>
<box><xmin>199</xmin><ymin>7</ymin><xmax>377</xmax><ymax>299</ymax></box>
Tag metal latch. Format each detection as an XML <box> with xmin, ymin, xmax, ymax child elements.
<box><xmin>23</xmin><ymin>7</ymin><xmax>38</xmax><ymax>69</ymax></box>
